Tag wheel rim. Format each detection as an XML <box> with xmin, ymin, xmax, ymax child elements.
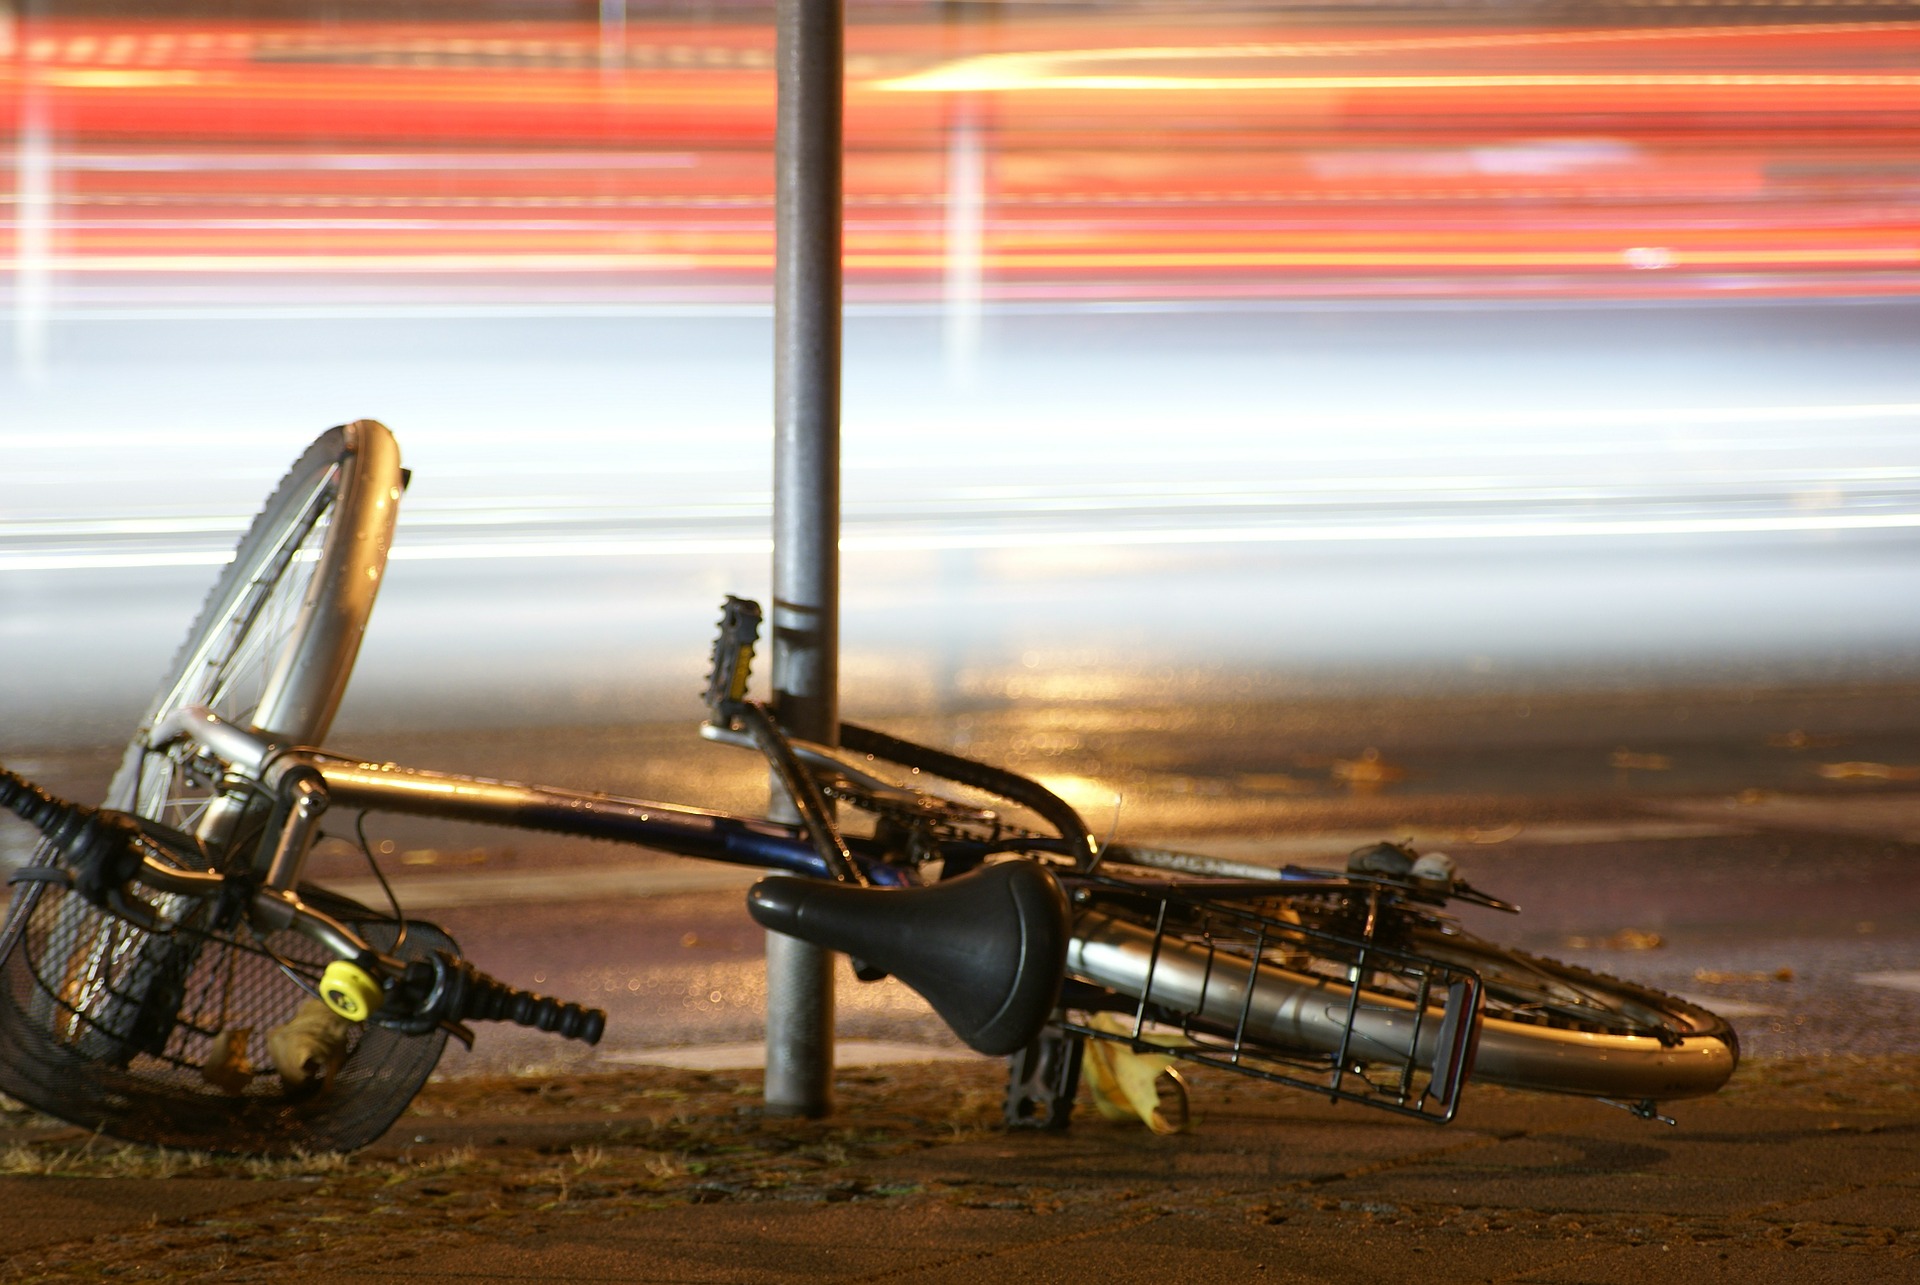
<box><xmin>115</xmin><ymin>463</ymin><xmax>340</xmax><ymax>839</ymax></box>
<box><xmin>1413</xmin><ymin>930</ymin><xmax>1723</xmax><ymax>1042</ymax></box>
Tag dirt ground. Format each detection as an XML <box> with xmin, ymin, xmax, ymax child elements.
<box><xmin>3</xmin><ymin>1054</ymin><xmax>1919</xmax><ymax>1281</ymax></box>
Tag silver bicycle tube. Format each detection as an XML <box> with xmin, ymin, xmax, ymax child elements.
<box><xmin>155</xmin><ymin>709</ymin><xmax>849</xmax><ymax>892</ymax></box>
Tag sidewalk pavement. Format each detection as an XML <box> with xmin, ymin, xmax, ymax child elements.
<box><xmin>3</xmin><ymin>1054</ymin><xmax>1917</xmax><ymax>1283</ymax></box>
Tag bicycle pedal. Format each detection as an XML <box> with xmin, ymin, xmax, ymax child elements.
<box><xmin>704</xmin><ymin>596</ymin><xmax>763</xmax><ymax>724</ymax></box>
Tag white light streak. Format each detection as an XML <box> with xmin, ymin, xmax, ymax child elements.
<box><xmin>5</xmin><ymin>401</ymin><xmax>1918</xmax><ymax>456</ymax></box>
<box><xmin>943</xmin><ymin>116</ymin><xmax>985</xmax><ymax>385</ymax></box>
<box><xmin>1857</xmin><ymin>972</ymin><xmax>1920</xmax><ymax>995</ymax></box>
<box><xmin>0</xmin><ymin>550</ymin><xmax>234</xmax><ymax>572</ymax></box>
<box><xmin>12</xmin><ymin>509</ymin><xmax>1920</xmax><ymax>574</ymax></box>
<box><xmin>880</xmin><ymin>41</ymin><xmax>1920</xmax><ymax>95</ymax></box>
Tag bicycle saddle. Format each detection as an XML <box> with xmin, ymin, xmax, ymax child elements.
<box><xmin>746</xmin><ymin>860</ymin><xmax>1070</xmax><ymax>1057</ymax></box>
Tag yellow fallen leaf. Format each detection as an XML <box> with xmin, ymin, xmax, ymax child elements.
<box><xmin>201</xmin><ymin>1026</ymin><xmax>255</xmax><ymax>1095</ymax></box>
<box><xmin>1610</xmin><ymin>928</ymin><xmax>1665</xmax><ymax>950</ymax></box>
<box><xmin>1565</xmin><ymin>928</ymin><xmax>1665</xmax><ymax>951</ymax></box>
<box><xmin>1694</xmin><ymin>968</ymin><xmax>1794</xmax><ymax>984</ymax></box>
<box><xmin>268</xmin><ymin>999</ymin><xmax>354</xmax><ymax>1096</ymax></box>
<box><xmin>1082</xmin><ymin>1013</ymin><xmax>1189</xmax><ymax>1135</ymax></box>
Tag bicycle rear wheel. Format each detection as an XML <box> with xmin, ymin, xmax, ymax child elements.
<box><xmin>1066</xmin><ymin>897</ymin><xmax>1736</xmax><ymax>1111</ymax></box>
<box><xmin>1406</xmin><ymin>926</ymin><xmax>1737</xmax><ymax>1100</ymax></box>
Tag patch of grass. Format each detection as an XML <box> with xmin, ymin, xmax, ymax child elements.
<box><xmin>0</xmin><ymin>1060</ymin><xmax>1011</xmax><ymax>1280</ymax></box>
<box><xmin>2</xmin><ymin>1140</ymin><xmax>208</xmax><ymax>1180</ymax></box>
<box><xmin>14</xmin><ymin>1054</ymin><xmax>1918</xmax><ymax>1281</ymax></box>
<box><xmin>0</xmin><ymin>1138</ymin><xmax>362</xmax><ymax>1182</ymax></box>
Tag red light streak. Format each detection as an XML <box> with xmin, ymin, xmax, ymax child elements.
<box><xmin>5</xmin><ymin>16</ymin><xmax>1918</xmax><ymax>302</ymax></box>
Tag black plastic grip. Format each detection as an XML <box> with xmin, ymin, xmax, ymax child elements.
<box><xmin>0</xmin><ymin>765</ymin><xmax>64</xmax><ymax>830</ymax></box>
<box><xmin>434</xmin><ymin>955</ymin><xmax>606</xmax><ymax>1045</ymax></box>
<box><xmin>0</xmin><ymin>766</ymin><xmax>145</xmax><ymax>907</ymax></box>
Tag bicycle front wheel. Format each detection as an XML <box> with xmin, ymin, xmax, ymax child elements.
<box><xmin>108</xmin><ymin>419</ymin><xmax>403</xmax><ymax>836</ymax></box>
<box><xmin>38</xmin><ymin>422</ymin><xmax>402</xmax><ymax>1065</ymax></box>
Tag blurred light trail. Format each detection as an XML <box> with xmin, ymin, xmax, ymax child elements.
<box><xmin>59</xmin><ymin>152</ymin><xmax>701</xmax><ymax>172</ymax></box>
<box><xmin>884</xmin><ymin>68</ymin><xmax>1920</xmax><ymax>95</ymax></box>
<box><xmin>8</xmin><ymin>10</ymin><xmax>1920</xmax><ymax>742</ymax></box>
<box><xmin>18</xmin><ymin>509</ymin><xmax>1920</xmax><ymax>574</ymax></box>
<box><xmin>875</xmin><ymin>20</ymin><xmax>1920</xmax><ymax>90</ymax></box>
<box><xmin>11</xmin><ymin>393</ymin><xmax>1920</xmax><ymax>570</ymax></box>
<box><xmin>5</xmin><ymin>13</ymin><xmax>1920</xmax><ymax>304</ymax></box>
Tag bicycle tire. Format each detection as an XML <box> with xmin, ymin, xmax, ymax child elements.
<box><xmin>1067</xmin><ymin>906</ymin><xmax>1737</xmax><ymax>1105</ymax></box>
<box><xmin>108</xmin><ymin>418</ymin><xmax>403</xmax><ymax>829</ymax></box>
<box><xmin>31</xmin><ymin>421</ymin><xmax>402</xmax><ymax>1065</ymax></box>
<box><xmin>1405</xmin><ymin>925</ymin><xmax>1737</xmax><ymax>1100</ymax></box>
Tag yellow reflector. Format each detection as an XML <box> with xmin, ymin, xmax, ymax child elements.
<box><xmin>318</xmin><ymin>960</ymin><xmax>382</xmax><ymax>1022</ymax></box>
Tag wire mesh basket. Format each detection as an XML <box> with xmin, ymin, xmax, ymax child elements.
<box><xmin>0</xmin><ymin>834</ymin><xmax>451</xmax><ymax>1156</ymax></box>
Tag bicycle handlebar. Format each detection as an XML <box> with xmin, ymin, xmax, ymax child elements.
<box><xmin>0</xmin><ymin>767</ymin><xmax>148</xmax><ymax>908</ymax></box>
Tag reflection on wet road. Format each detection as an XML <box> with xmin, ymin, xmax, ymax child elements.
<box><xmin>381</xmin><ymin>780</ymin><xmax>1920</xmax><ymax>1076</ymax></box>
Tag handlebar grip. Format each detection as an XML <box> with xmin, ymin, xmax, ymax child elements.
<box><xmin>0</xmin><ymin>766</ymin><xmax>145</xmax><ymax>907</ymax></box>
<box><xmin>433</xmin><ymin>956</ymin><xmax>606</xmax><ymax>1045</ymax></box>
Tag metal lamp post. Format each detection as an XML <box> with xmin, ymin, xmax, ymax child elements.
<box><xmin>764</xmin><ymin>0</ymin><xmax>844</xmax><ymax>1119</ymax></box>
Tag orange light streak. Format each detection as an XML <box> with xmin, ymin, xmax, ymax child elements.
<box><xmin>7</xmin><ymin>16</ymin><xmax>1920</xmax><ymax>302</ymax></box>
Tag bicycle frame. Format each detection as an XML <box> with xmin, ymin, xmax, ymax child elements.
<box><xmin>147</xmin><ymin>703</ymin><xmax>1482</xmax><ymax>1124</ymax></box>
<box><xmin>157</xmin><ymin>706</ymin><xmax>921</xmax><ymax>892</ymax></box>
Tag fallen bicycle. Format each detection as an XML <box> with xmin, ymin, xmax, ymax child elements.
<box><xmin>0</xmin><ymin>421</ymin><xmax>1736</xmax><ymax>1154</ymax></box>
